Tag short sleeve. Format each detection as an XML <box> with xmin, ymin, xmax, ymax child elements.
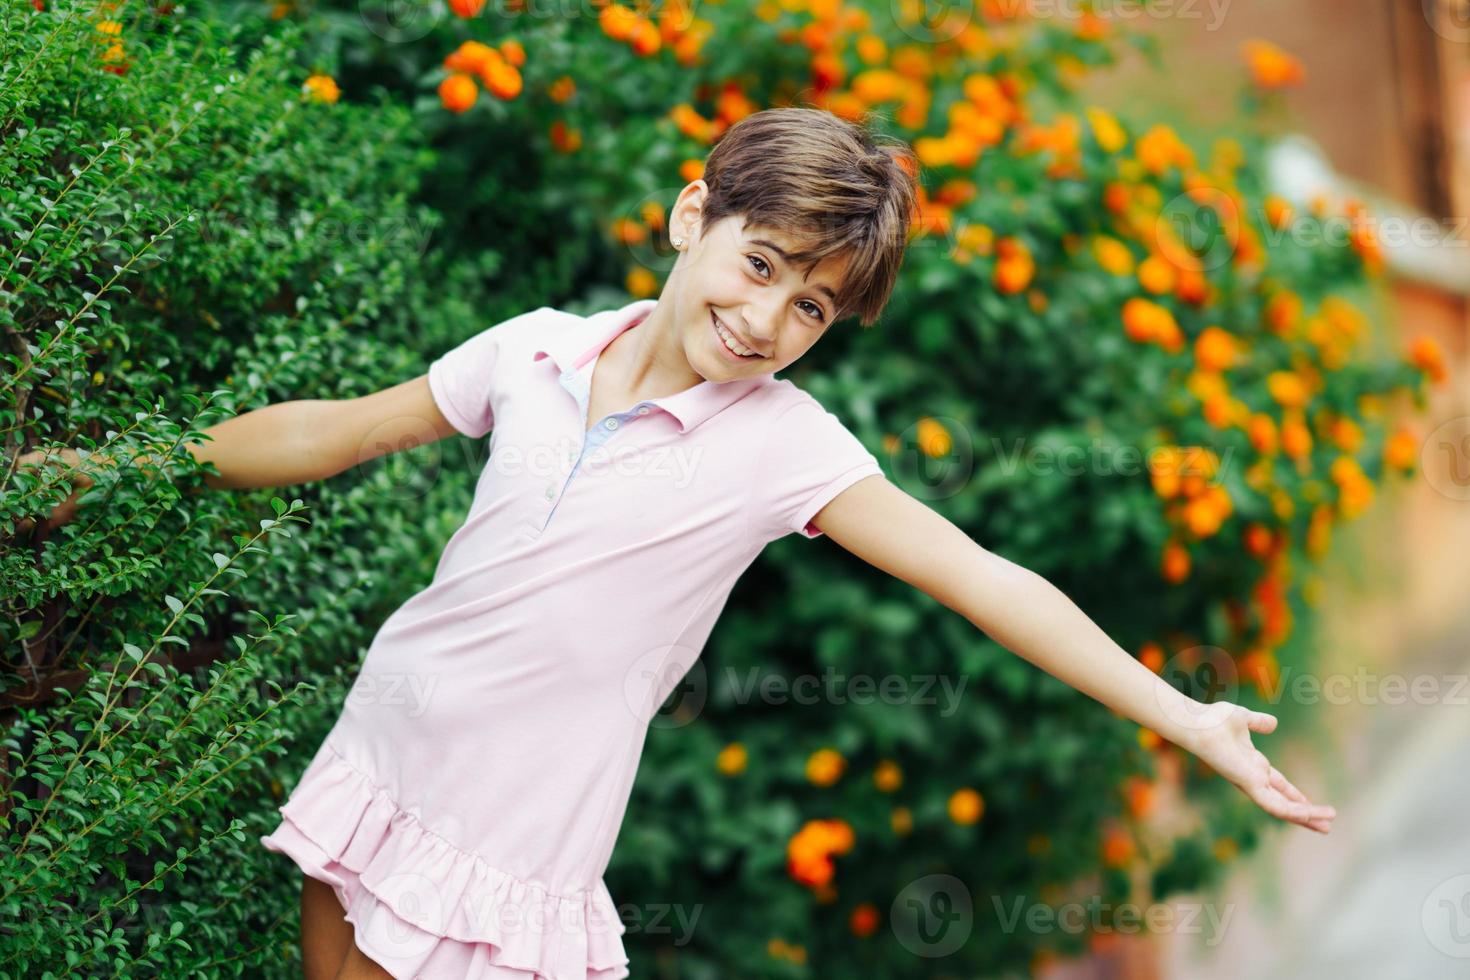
<box><xmin>751</xmin><ymin>398</ymin><xmax>885</xmax><ymax>541</ymax></box>
<box><xmin>427</xmin><ymin>306</ymin><xmax>548</xmax><ymax>438</ymax></box>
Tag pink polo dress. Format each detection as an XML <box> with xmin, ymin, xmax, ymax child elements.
<box><xmin>259</xmin><ymin>298</ymin><xmax>885</xmax><ymax>979</ymax></box>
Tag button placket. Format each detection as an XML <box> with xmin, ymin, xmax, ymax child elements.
<box><xmin>539</xmin><ymin>361</ymin><xmax>652</xmax><ymax>532</ymax></box>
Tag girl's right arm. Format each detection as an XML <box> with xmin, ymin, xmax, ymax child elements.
<box><xmin>11</xmin><ymin>373</ymin><xmax>462</xmax><ymax>530</ymax></box>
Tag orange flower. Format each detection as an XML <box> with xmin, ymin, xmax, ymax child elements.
<box><xmin>948</xmin><ymin>787</ymin><xmax>985</xmax><ymax>825</ymax></box>
<box><xmin>1383</xmin><ymin>428</ymin><xmax>1417</xmax><ymax>470</ymax></box>
<box><xmin>994</xmin><ymin>237</ymin><xmax>1034</xmax><ymax>293</ymax></box>
<box><xmin>1330</xmin><ymin>417</ymin><xmax>1363</xmax><ymax>452</ymax></box>
<box><xmin>444</xmin><ymin>40</ymin><xmax>499</xmax><ymax>77</ymax></box>
<box><xmin>1248</xmin><ymin>413</ymin><xmax>1278</xmax><ymax>455</ymax></box>
<box><xmin>302</xmin><ymin>74</ymin><xmax>340</xmax><ymax>104</ymax></box>
<box><xmin>1122</xmin><ymin>776</ymin><xmax>1155</xmax><ymax>818</ymax></box>
<box><xmin>786</xmin><ymin>818</ymin><xmax>855</xmax><ymax>888</ymax></box>
<box><xmin>600</xmin><ymin>3</ymin><xmax>639</xmax><ymax>41</ymax></box>
<box><xmin>1243</xmin><ymin>522</ymin><xmax>1275</xmax><ymax>559</ymax></box>
<box><xmin>549</xmin><ymin>120</ymin><xmax>582</xmax><ymax>153</ymax></box>
<box><xmin>1407</xmin><ymin>335</ymin><xmax>1447</xmax><ymax>384</ymax></box>
<box><xmin>1135</xmin><ymin>124</ymin><xmax>1194</xmax><ymax>176</ymax></box>
<box><xmin>1161</xmin><ymin>540</ymin><xmax>1190</xmax><ymax>583</ymax></box>
<box><xmin>629</xmin><ymin>17</ymin><xmax>661</xmax><ymax>56</ymax></box>
<box><xmin>1242</xmin><ymin>39</ymin><xmax>1305</xmax><ymax>89</ymax></box>
<box><xmin>548</xmin><ymin>74</ymin><xmax>575</xmax><ymax>103</ymax></box>
<box><xmin>1194</xmin><ymin>326</ymin><xmax>1240</xmax><ymax>372</ymax></box>
<box><xmin>1137</xmin><ymin>642</ymin><xmax>1165</xmax><ymax>673</ymax></box>
<box><xmin>849</xmin><ymin>903</ymin><xmax>880</xmax><ymax>937</ymax></box>
<box><xmin>1239</xmin><ymin>649</ymin><xmax>1280</xmax><ymax>700</ymax></box>
<box><xmin>670</xmin><ymin>103</ymin><xmax>717</xmax><ymax>142</ymax></box>
<box><xmin>438</xmin><ymin>73</ymin><xmax>477</xmax><ymax>113</ymax></box>
<box><xmin>499</xmin><ymin>39</ymin><xmax>526</xmax><ymax>67</ymax></box>
<box><xmin>873</xmin><ymin>760</ymin><xmax>902</xmax><ymax>793</ymax></box>
<box><xmin>1121</xmin><ymin>297</ymin><xmax>1184</xmax><ymax>352</ymax></box>
<box><xmin>916</xmin><ymin>417</ymin><xmax>952</xmax><ymax>457</ymax></box>
<box><xmin>890</xmin><ymin>806</ymin><xmax>913</xmax><ymax>836</ymax></box>
<box><xmin>1266</xmin><ymin>370</ymin><xmax>1310</xmax><ymax>410</ymax></box>
<box><xmin>1281</xmin><ymin>412</ymin><xmax>1313</xmax><ymax>460</ymax></box>
<box><xmin>1264</xmin><ymin>195</ymin><xmax>1294</xmax><ymax>229</ymax></box>
<box><xmin>678</xmin><ymin>158</ymin><xmax>704</xmax><ymax>182</ymax></box>
<box><xmin>1264</xmin><ymin>290</ymin><xmax>1301</xmax><ymax>336</ymax></box>
<box><xmin>1183</xmin><ymin>485</ymin><xmax>1232</xmax><ymax>538</ymax></box>
<box><xmin>715</xmin><ymin>742</ymin><xmax>746</xmax><ymax>775</ymax></box>
<box><xmin>626</xmin><ymin>266</ymin><xmax>657</xmax><ymax>297</ymax></box>
<box><xmin>856</xmin><ymin>33</ymin><xmax>886</xmax><ymax>65</ymax></box>
<box><xmin>482</xmin><ymin>59</ymin><xmax>522</xmax><ymax>100</ymax></box>
<box><xmin>448</xmin><ymin>0</ymin><xmax>484</xmax><ymax>16</ymax></box>
<box><xmin>1092</xmin><ymin>235</ymin><xmax>1135</xmax><ymax>275</ymax></box>
<box><xmin>1101</xmin><ymin>824</ymin><xmax>1134</xmax><ymax>867</ymax></box>
<box><xmin>1175</xmin><ymin>267</ymin><xmax>1209</xmax><ymax>305</ymax></box>
<box><xmin>806</xmin><ymin>747</ymin><xmax>846</xmax><ymax>786</ymax></box>
<box><xmin>1137</xmin><ymin>255</ymin><xmax>1177</xmax><ymax>295</ymax></box>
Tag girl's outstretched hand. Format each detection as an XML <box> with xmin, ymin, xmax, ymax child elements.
<box><xmin>1184</xmin><ymin>701</ymin><xmax>1337</xmax><ymax>834</ymax></box>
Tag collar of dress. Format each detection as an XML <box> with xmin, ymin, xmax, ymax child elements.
<box><xmin>531</xmin><ymin>298</ymin><xmax>775</xmax><ymax>434</ymax></box>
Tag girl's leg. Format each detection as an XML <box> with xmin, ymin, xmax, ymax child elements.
<box><xmin>300</xmin><ymin>873</ymin><xmax>355</xmax><ymax>980</ymax></box>
<box><xmin>332</xmin><ymin>940</ymin><xmax>396</xmax><ymax>980</ymax></box>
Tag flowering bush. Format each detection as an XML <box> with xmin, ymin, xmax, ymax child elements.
<box><xmin>3</xmin><ymin>0</ymin><xmax>1441</xmax><ymax>976</ymax></box>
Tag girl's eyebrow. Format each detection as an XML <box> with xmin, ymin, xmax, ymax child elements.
<box><xmin>748</xmin><ymin>237</ymin><xmax>839</xmax><ymax>305</ymax></box>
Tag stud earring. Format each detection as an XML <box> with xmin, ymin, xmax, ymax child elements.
<box><xmin>672</xmin><ymin>236</ymin><xmax>684</xmax><ymax>248</ymax></box>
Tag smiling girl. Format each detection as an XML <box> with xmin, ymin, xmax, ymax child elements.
<box><xmin>17</xmin><ymin>106</ymin><xmax>1334</xmax><ymax>980</ymax></box>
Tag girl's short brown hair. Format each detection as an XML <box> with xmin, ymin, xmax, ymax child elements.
<box><xmin>696</xmin><ymin>105</ymin><xmax>919</xmax><ymax>328</ymax></box>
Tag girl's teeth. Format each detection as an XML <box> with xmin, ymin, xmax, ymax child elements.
<box><xmin>717</xmin><ymin>318</ymin><xmax>756</xmax><ymax>356</ymax></box>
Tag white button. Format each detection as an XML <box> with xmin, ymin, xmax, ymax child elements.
<box><xmin>544</xmin><ymin>485</ymin><xmax>555</xmax><ymax>500</ymax></box>
<box><xmin>605</xmin><ymin>418</ymin><xmax>619</xmax><ymax>430</ymax></box>
<box><xmin>636</xmin><ymin>406</ymin><xmax>650</xmax><ymax>415</ymax></box>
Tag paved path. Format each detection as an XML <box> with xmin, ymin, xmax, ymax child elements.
<box><xmin>1158</xmin><ymin>613</ymin><xmax>1470</xmax><ymax>979</ymax></box>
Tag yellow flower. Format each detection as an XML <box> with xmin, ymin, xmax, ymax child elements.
<box><xmin>1084</xmin><ymin>106</ymin><xmax>1126</xmax><ymax>153</ymax></box>
<box><xmin>716</xmin><ymin>742</ymin><xmax>747</xmax><ymax>775</ymax></box>
<box><xmin>916</xmin><ymin>417</ymin><xmax>951</xmax><ymax>457</ymax></box>
<box><xmin>1092</xmin><ymin>235</ymin><xmax>1135</xmax><ymax>275</ymax></box>
<box><xmin>625</xmin><ymin>266</ymin><xmax>657</xmax><ymax>297</ymax></box>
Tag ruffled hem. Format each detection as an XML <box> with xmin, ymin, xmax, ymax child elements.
<box><xmin>260</xmin><ymin>739</ymin><xmax>629</xmax><ymax>980</ymax></box>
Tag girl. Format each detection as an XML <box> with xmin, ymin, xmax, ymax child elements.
<box><xmin>21</xmin><ymin>107</ymin><xmax>1334</xmax><ymax>980</ymax></box>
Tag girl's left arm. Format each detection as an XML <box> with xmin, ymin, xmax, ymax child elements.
<box><xmin>811</xmin><ymin>475</ymin><xmax>1337</xmax><ymax>835</ymax></box>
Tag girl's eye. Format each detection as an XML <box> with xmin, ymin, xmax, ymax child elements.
<box><xmin>747</xmin><ymin>255</ymin><xmax>827</xmax><ymax>323</ymax></box>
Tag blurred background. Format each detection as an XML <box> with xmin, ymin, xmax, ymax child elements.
<box><xmin>2</xmin><ymin>0</ymin><xmax>1466</xmax><ymax>977</ymax></box>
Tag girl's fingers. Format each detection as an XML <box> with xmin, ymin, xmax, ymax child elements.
<box><xmin>1245</xmin><ymin>710</ymin><xmax>1278</xmax><ymax>734</ymax></box>
<box><xmin>1269</xmin><ymin>766</ymin><xmax>1306</xmax><ymax>803</ymax></box>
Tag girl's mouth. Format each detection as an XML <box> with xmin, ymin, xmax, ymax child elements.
<box><xmin>711</xmin><ymin>310</ymin><xmax>764</xmax><ymax>361</ymax></box>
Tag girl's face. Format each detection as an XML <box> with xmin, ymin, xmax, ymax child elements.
<box><xmin>668</xmin><ymin>185</ymin><xmax>852</xmax><ymax>382</ymax></box>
